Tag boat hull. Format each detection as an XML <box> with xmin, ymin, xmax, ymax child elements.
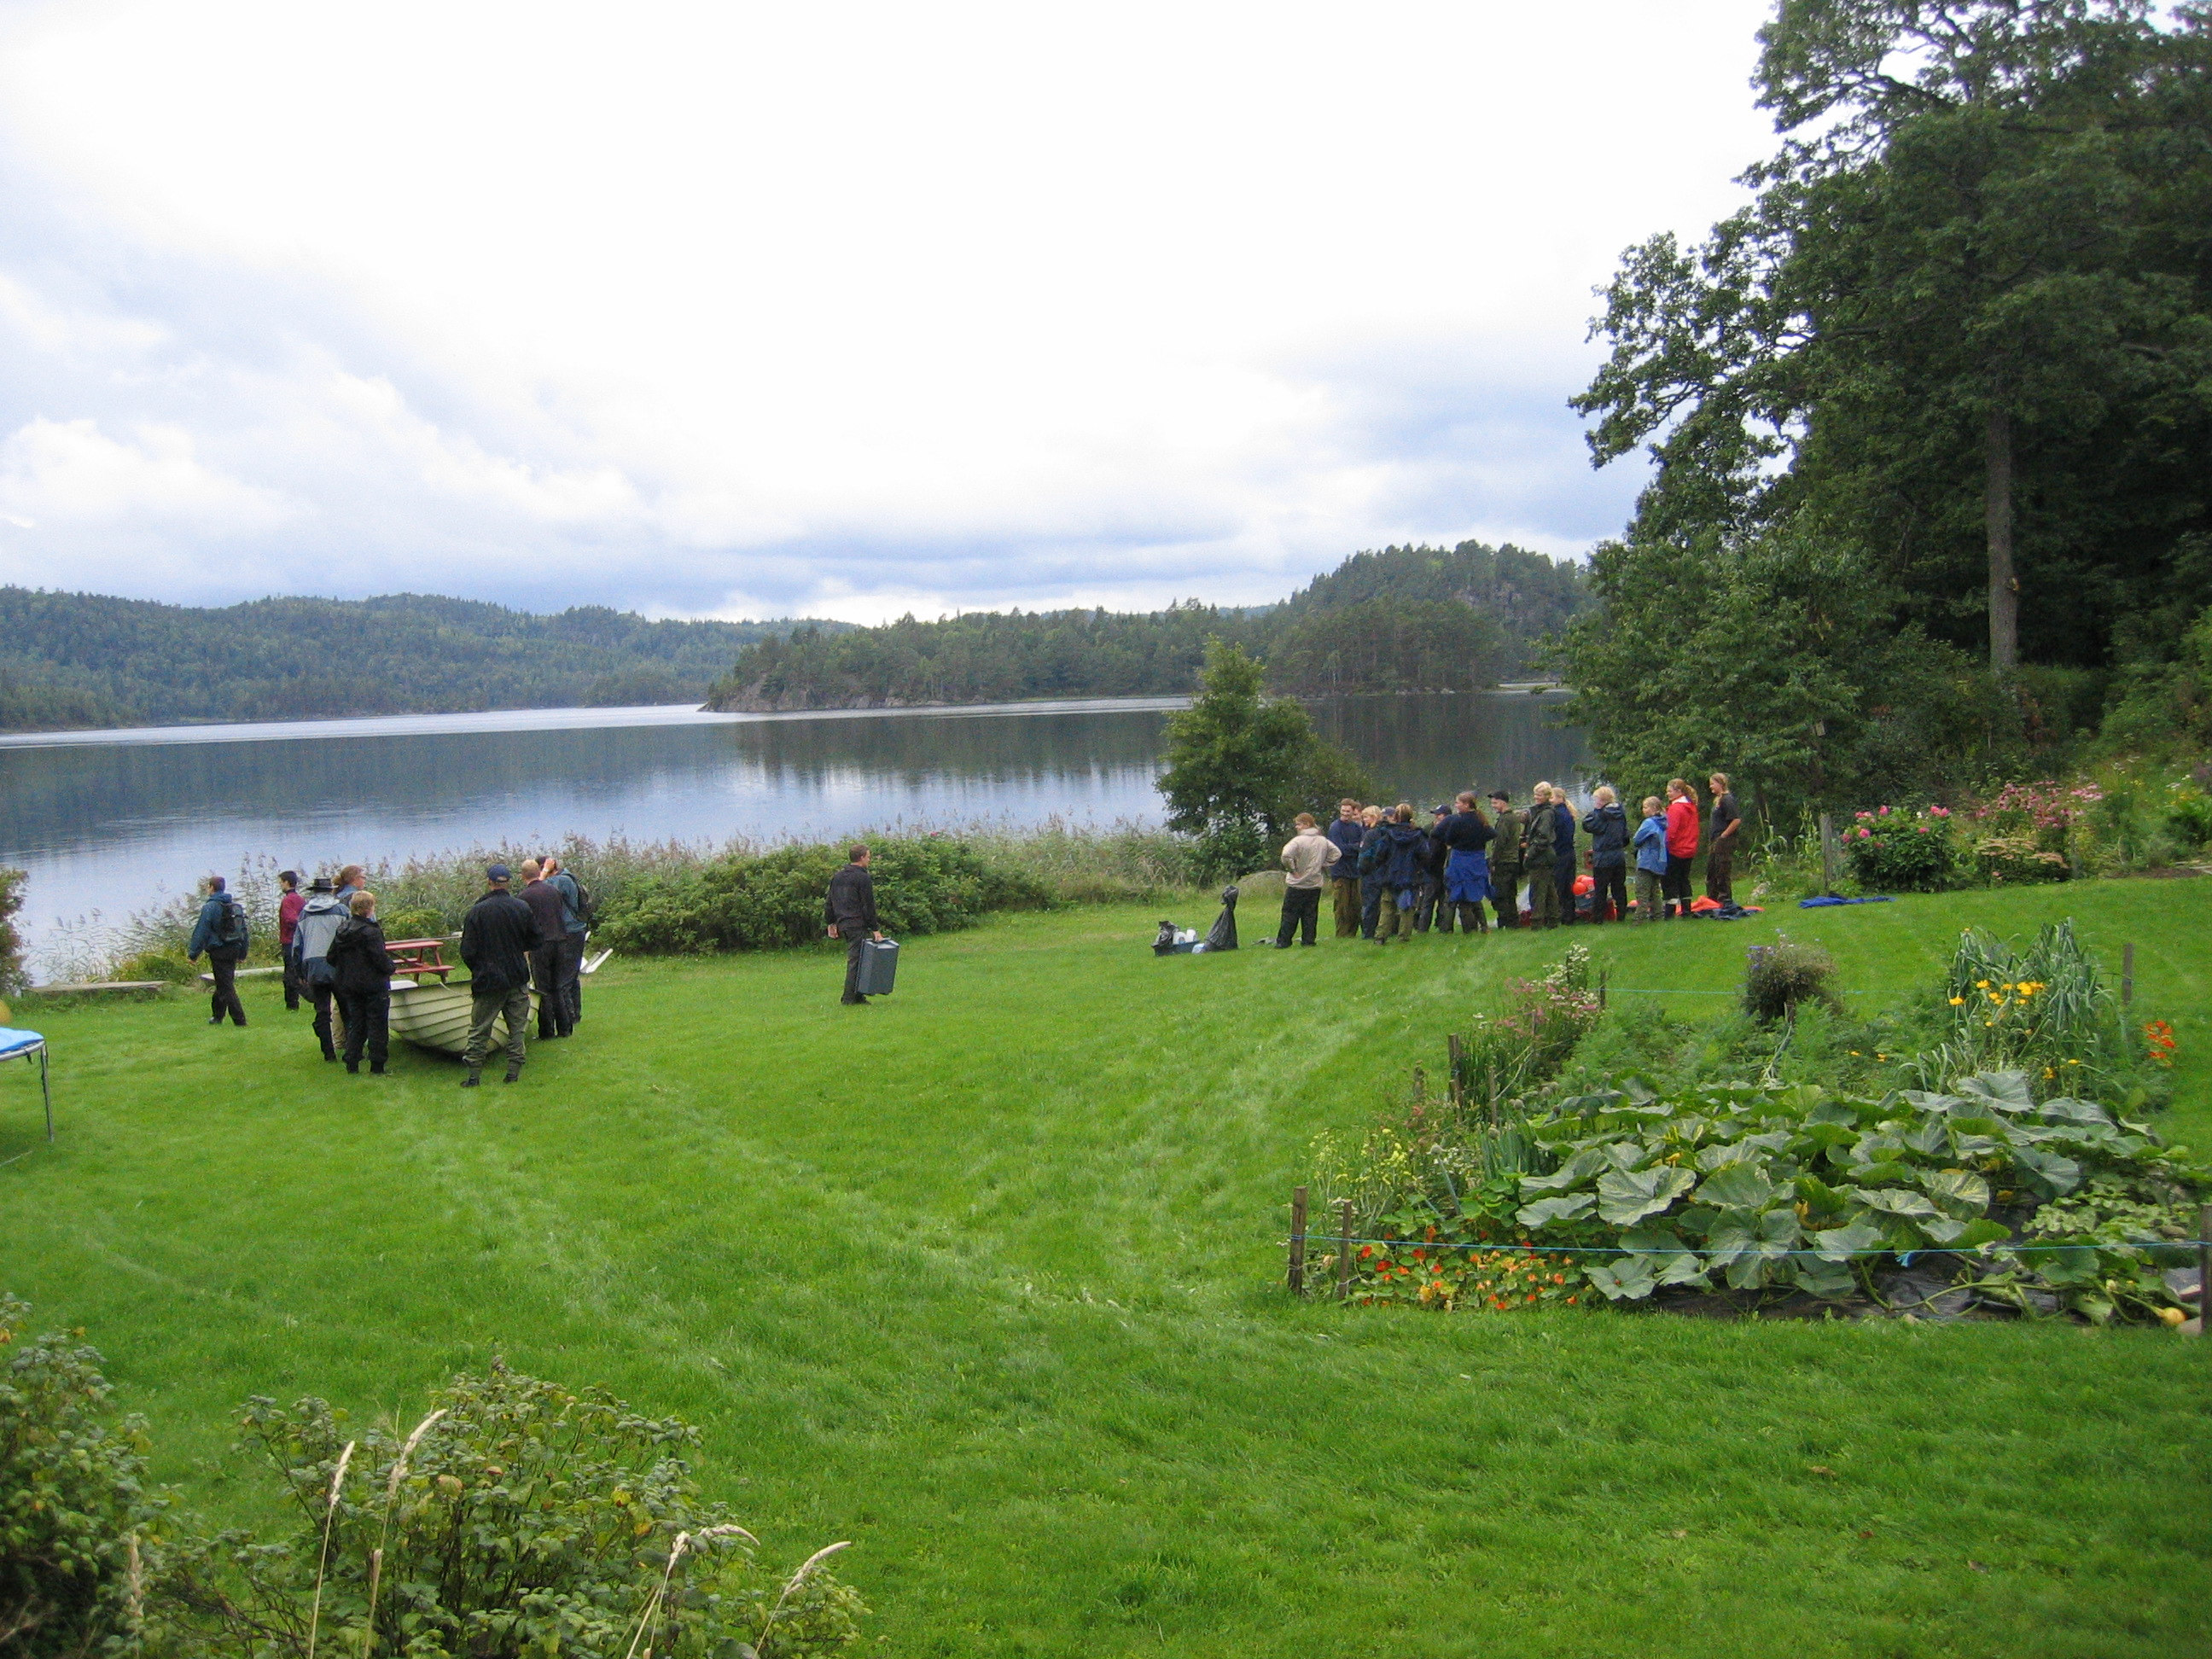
<box><xmin>387</xmin><ymin>978</ymin><xmax>539</xmax><ymax>1056</ymax></box>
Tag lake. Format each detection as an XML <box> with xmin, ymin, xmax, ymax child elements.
<box><xmin>0</xmin><ymin>692</ymin><xmax>1587</xmax><ymax>978</ymax></box>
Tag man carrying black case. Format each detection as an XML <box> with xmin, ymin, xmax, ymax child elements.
<box><xmin>824</xmin><ymin>845</ymin><xmax>886</xmax><ymax>1005</ymax></box>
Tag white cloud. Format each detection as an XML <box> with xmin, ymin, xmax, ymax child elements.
<box><xmin>0</xmin><ymin>416</ymin><xmax>293</xmax><ymax>530</ymax></box>
<box><xmin>0</xmin><ymin>0</ymin><xmax>1775</xmax><ymax>614</ymax></box>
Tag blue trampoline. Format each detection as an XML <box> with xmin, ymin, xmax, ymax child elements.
<box><xmin>0</xmin><ymin>1027</ymin><xmax>51</xmax><ymax>1143</ymax></box>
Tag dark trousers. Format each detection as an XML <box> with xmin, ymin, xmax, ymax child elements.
<box><xmin>337</xmin><ymin>990</ymin><xmax>389</xmax><ymax>1070</ymax></box>
<box><xmin>1662</xmin><ymin>853</ymin><xmax>1694</xmax><ymax>913</ymax></box>
<box><xmin>310</xmin><ymin>982</ymin><xmax>338</xmax><ymax>1057</ymax></box>
<box><xmin>281</xmin><ymin>946</ymin><xmax>301</xmax><ymax>1010</ymax></box>
<box><xmin>1706</xmin><ymin>844</ymin><xmax>1735</xmax><ymax>906</ymax></box>
<box><xmin>1275</xmin><ymin>885</ymin><xmax>1322</xmax><ymax>946</ymax></box>
<box><xmin>557</xmin><ymin>934</ymin><xmax>585</xmax><ymax>1027</ymax></box>
<box><xmin>1592</xmin><ymin>863</ymin><xmax>1627</xmax><ymax>923</ymax></box>
<box><xmin>1554</xmin><ymin>859</ymin><xmax>1577</xmax><ymax>925</ymax></box>
<box><xmin>1330</xmin><ymin>877</ymin><xmax>1361</xmax><ymax>938</ymax></box>
<box><xmin>1413</xmin><ymin>876</ymin><xmax>1450</xmax><ymax>933</ymax></box>
<box><xmin>207</xmin><ymin>956</ymin><xmax>247</xmax><ymax>1025</ymax></box>
<box><xmin>531</xmin><ymin>944</ymin><xmax>565</xmax><ymax>1037</ymax></box>
<box><xmin>1490</xmin><ymin>867</ymin><xmax>1522</xmax><ymax>930</ymax></box>
<box><xmin>1359</xmin><ymin>876</ymin><xmax>1384</xmax><ymax>940</ymax></box>
<box><xmin>841</xmin><ymin>931</ymin><xmax>870</xmax><ymax>1002</ymax></box>
<box><xmin>464</xmin><ymin>984</ymin><xmax>531</xmax><ymax>1071</ymax></box>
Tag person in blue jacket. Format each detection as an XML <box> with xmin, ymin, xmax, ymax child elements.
<box><xmin>1372</xmin><ymin>804</ymin><xmax>1430</xmax><ymax>943</ymax></box>
<box><xmin>1325</xmin><ymin>799</ymin><xmax>1367</xmax><ymax>938</ymax></box>
<box><xmin>186</xmin><ymin>874</ymin><xmax>251</xmax><ymax>1027</ymax></box>
<box><xmin>1551</xmin><ymin>787</ymin><xmax>1579</xmax><ymax>926</ymax></box>
<box><xmin>1632</xmin><ymin>795</ymin><xmax>1669</xmax><ymax>922</ymax></box>
<box><xmin>1580</xmin><ymin>785</ymin><xmax>1629</xmax><ymax>923</ymax></box>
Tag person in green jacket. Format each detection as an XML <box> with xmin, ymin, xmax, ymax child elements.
<box><xmin>1522</xmin><ymin>783</ymin><xmax>1561</xmax><ymax>928</ymax></box>
<box><xmin>1486</xmin><ymin>789</ymin><xmax>1524</xmax><ymax>930</ymax></box>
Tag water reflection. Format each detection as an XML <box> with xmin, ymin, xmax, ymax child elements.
<box><xmin>0</xmin><ymin>693</ymin><xmax>1586</xmax><ymax>973</ymax></box>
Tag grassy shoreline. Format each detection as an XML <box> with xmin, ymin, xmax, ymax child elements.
<box><xmin>4</xmin><ymin>882</ymin><xmax>2209</xmax><ymax>1655</ymax></box>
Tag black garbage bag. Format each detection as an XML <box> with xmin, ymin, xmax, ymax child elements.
<box><xmin>1202</xmin><ymin>884</ymin><xmax>1239</xmax><ymax>952</ymax></box>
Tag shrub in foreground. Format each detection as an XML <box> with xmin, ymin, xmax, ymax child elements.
<box><xmin>0</xmin><ymin>1304</ymin><xmax>867</xmax><ymax>1659</ymax></box>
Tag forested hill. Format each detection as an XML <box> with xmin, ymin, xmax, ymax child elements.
<box><xmin>704</xmin><ymin>541</ymin><xmax>1586</xmax><ymax>712</ymax></box>
<box><xmin>0</xmin><ymin>590</ymin><xmax>846</xmax><ymax>734</ymax></box>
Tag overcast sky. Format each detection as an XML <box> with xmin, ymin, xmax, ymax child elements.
<box><xmin>0</xmin><ymin>0</ymin><xmax>1774</xmax><ymax>623</ymax></box>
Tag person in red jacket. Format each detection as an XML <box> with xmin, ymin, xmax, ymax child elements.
<box><xmin>1662</xmin><ymin>778</ymin><xmax>1700</xmax><ymax>919</ymax></box>
<box><xmin>276</xmin><ymin>869</ymin><xmax>306</xmax><ymax>1010</ymax></box>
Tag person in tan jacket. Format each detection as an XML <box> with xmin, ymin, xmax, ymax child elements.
<box><xmin>1273</xmin><ymin>812</ymin><xmax>1339</xmax><ymax>947</ymax></box>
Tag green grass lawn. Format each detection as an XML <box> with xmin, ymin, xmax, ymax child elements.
<box><xmin>4</xmin><ymin>881</ymin><xmax>2210</xmax><ymax>1658</ymax></box>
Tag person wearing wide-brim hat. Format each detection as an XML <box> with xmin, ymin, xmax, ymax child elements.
<box><xmin>294</xmin><ymin>875</ymin><xmax>350</xmax><ymax>1060</ymax></box>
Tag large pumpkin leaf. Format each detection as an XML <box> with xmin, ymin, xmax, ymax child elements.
<box><xmin>1812</xmin><ymin>1220</ymin><xmax>1883</xmax><ymax>1261</ymax></box>
<box><xmin>1618</xmin><ymin>1227</ymin><xmax>1708</xmax><ymax>1286</ymax></box>
<box><xmin>1859</xmin><ymin>1187</ymin><xmax>1941</xmax><ymax>1221</ymax></box>
<box><xmin>1695</xmin><ymin>1161</ymin><xmax>1784</xmax><ymax>1211</ymax></box>
<box><xmin>1916</xmin><ymin>1168</ymin><xmax>1990</xmax><ymax>1215</ymax></box>
<box><xmin>1584</xmin><ymin>1255</ymin><xmax>1658</xmax><ymax>1301</ymax></box>
<box><xmin>1516</xmin><ymin>1192</ymin><xmax>1597</xmax><ymax>1229</ymax></box>
<box><xmin>1790</xmin><ymin>1256</ymin><xmax>1858</xmax><ymax>1299</ymax></box>
<box><xmin>1956</xmin><ymin>1071</ymin><xmax>2036</xmax><ymax>1113</ymax></box>
<box><xmin>1595</xmin><ymin>1164</ymin><xmax>1696</xmax><ymax>1225</ymax></box>
<box><xmin>2038</xmin><ymin>1097</ymin><xmax>2111</xmax><ymax>1126</ymax></box>
<box><xmin>1518</xmin><ymin>1147</ymin><xmax>1610</xmax><ymax>1193</ymax></box>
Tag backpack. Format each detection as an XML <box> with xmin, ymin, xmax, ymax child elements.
<box><xmin>568</xmin><ymin>877</ymin><xmax>597</xmax><ymax>928</ymax></box>
<box><xmin>212</xmin><ymin>895</ymin><xmax>250</xmax><ymax>953</ymax></box>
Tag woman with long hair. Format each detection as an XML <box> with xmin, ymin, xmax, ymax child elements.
<box><xmin>1662</xmin><ymin>777</ymin><xmax>1700</xmax><ymax>919</ymax></box>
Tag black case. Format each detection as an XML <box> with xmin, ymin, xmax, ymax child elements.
<box><xmin>855</xmin><ymin>937</ymin><xmax>899</xmax><ymax>995</ymax></box>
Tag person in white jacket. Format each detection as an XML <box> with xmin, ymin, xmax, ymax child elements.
<box><xmin>1273</xmin><ymin>814</ymin><xmax>1340</xmax><ymax>947</ymax></box>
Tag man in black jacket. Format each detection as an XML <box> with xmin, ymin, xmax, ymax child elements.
<box><xmin>517</xmin><ymin>859</ymin><xmax>570</xmax><ymax>1039</ymax></box>
<box><xmin>824</xmin><ymin>845</ymin><xmax>884</xmax><ymax>1004</ymax></box>
<box><xmin>327</xmin><ymin>891</ymin><xmax>395</xmax><ymax>1074</ymax></box>
<box><xmin>459</xmin><ymin>864</ymin><xmax>544</xmax><ymax>1085</ymax></box>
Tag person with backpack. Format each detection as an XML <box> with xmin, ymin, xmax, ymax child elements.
<box><xmin>542</xmin><ymin>854</ymin><xmax>591</xmax><ymax>1031</ymax></box>
<box><xmin>460</xmin><ymin>864</ymin><xmax>544</xmax><ymax>1084</ymax></box>
<box><xmin>276</xmin><ymin>869</ymin><xmax>305</xmax><ymax>1011</ymax></box>
<box><xmin>1580</xmin><ymin>786</ymin><xmax>1629</xmax><ymax>924</ymax></box>
<box><xmin>327</xmin><ymin>891</ymin><xmax>395</xmax><ymax>1074</ymax></box>
<box><xmin>293</xmin><ymin>875</ymin><xmax>351</xmax><ymax>1060</ymax></box>
<box><xmin>1486</xmin><ymin>789</ymin><xmax>1524</xmax><ymax>930</ymax></box>
<box><xmin>186</xmin><ymin>875</ymin><xmax>251</xmax><ymax>1027</ymax></box>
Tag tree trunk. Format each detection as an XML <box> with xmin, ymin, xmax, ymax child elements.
<box><xmin>1985</xmin><ymin>405</ymin><xmax>2018</xmax><ymax>676</ymax></box>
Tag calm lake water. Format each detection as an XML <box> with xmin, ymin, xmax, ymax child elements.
<box><xmin>0</xmin><ymin>692</ymin><xmax>1586</xmax><ymax>978</ymax></box>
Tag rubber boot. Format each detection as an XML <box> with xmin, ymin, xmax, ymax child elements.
<box><xmin>503</xmin><ymin>1062</ymin><xmax>523</xmax><ymax>1084</ymax></box>
<box><xmin>462</xmin><ymin>1069</ymin><xmax>481</xmax><ymax>1088</ymax></box>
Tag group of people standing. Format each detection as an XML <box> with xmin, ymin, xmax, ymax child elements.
<box><xmin>1269</xmin><ymin>771</ymin><xmax>1742</xmax><ymax>946</ymax></box>
<box><xmin>184</xmin><ymin>856</ymin><xmax>591</xmax><ymax>1086</ymax></box>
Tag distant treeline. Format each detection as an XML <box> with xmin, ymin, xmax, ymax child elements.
<box><xmin>0</xmin><ymin>590</ymin><xmax>847</xmax><ymax>733</ymax></box>
<box><xmin>704</xmin><ymin>541</ymin><xmax>1588</xmax><ymax>712</ymax></box>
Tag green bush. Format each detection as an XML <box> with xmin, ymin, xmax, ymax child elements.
<box><xmin>1742</xmin><ymin>938</ymin><xmax>1840</xmax><ymax>1022</ymax></box>
<box><xmin>597</xmin><ymin>836</ymin><xmax>1052</xmax><ymax>956</ymax></box>
<box><xmin>168</xmin><ymin>1365</ymin><xmax>865</xmax><ymax>1659</ymax></box>
<box><xmin>375</xmin><ymin>907</ymin><xmax>446</xmax><ymax>943</ymax></box>
<box><xmin>116</xmin><ymin>949</ymin><xmax>197</xmax><ymax>985</ymax></box>
<box><xmin>0</xmin><ymin>870</ymin><xmax>23</xmax><ymax>997</ymax></box>
<box><xmin>1839</xmin><ymin>805</ymin><xmax>1957</xmax><ymax>891</ymax></box>
<box><xmin>0</xmin><ymin>1295</ymin><xmax>168</xmax><ymax>1659</ymax></box>
<box><xmin>1973</xmin><ymin>834</ymin><xmax>2070</xmax><ymax>885</ymax></box>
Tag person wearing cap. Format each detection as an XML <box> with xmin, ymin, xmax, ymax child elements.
<box><xmin>294</xmin><ymin>875</ymin><xmax>352</xmax><ymax>1060</ymax></box>
<box><xmin>458</xmin><ymin>863</ymin><xmax>545</xmax><ymax>1085</ymax></box>
<box><xmin>1486</xmin><ymin>789</ymin><xmax>1525</xmax><ymax>930</ymax></box>
<box><xmin>276</xmin><ymin>869</ymin><xmax>306</xmax><ymax>1011</ymax></box>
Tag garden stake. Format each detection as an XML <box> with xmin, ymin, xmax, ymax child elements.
<box><xmin>1818</xmin><ymin>812</ymin><xmax>1837</xmax><ymax>895</ymax></box>
<box><xmin>2122</xmin><ymin>942</ymin><xmax>2134</xmax><ymax>1008</ymax></box>
<box><xmin>2198</xmin><ymin>1204</ymin><xmax>2209</xmax><ymax>1338</ymax></box>
<box><xmin>1287</xmin><ymin>1186</ymin><xmax>1308</xmax><ymax>1295</ymax></box>
<box><xmin>1447</xmin><ymin>1033</ymin><xmax>1464</xmax><ymax>1115</ymax></box>
<box><xmin>1336</xmin><ymin>1200</ymin><xmax>1354</xmax><ymax>1302</ymax></box>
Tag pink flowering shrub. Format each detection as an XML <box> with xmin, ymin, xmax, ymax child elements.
<box><xmin>1972</xmin><ymin>780</ymin><xmax>2103</xmax><ymax>851</ymax></box>
<box><xmin>1841</xmin><ymin>803</ymin><xmax>1957</xmax><ymax>890</ymax></box>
